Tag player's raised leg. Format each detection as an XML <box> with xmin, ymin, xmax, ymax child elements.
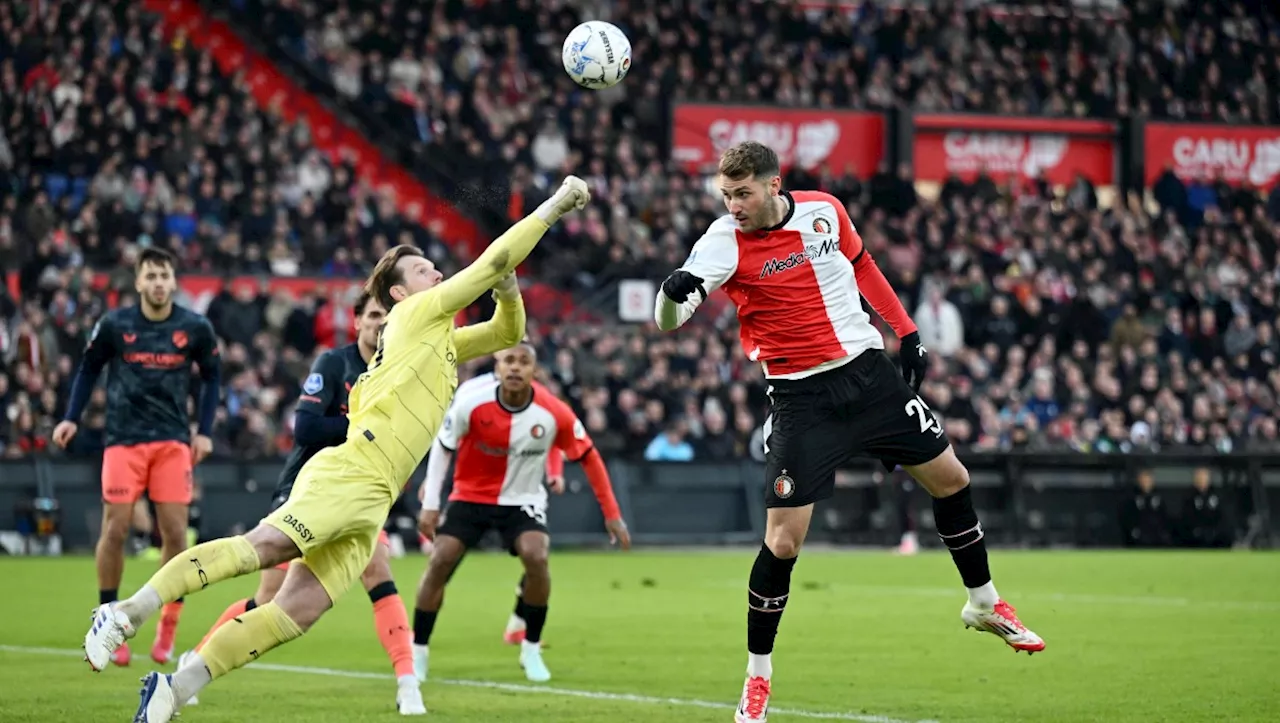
<box><xmin>411</xmin><ymin>528</ymin><xmax>469</xmax><ymax>683</ymax></box>
<box><xmin>179</xmin><ymin>564</ymin><xmax>286</xmax><ymax>705</ymax></box>
<box><xmin>138</xmin><ymin>556</ymin><xmax>331</xmax><ymax>722</ymax></box>
<box><xmin>84</xmin><ymin>523</ymin><xmax>294</xmax><ymax>672</ymax></box>
<box><xmin>511</xmin><ymin>529</ymin><xmax>552</xmax><ymax>682</ymax></box>
<box><xmin>902</xmin><ymin>447</ymin><xmax>1044</xmax><ymax>653</ymax></box>
<box><xmin>148</xmin><ymin>441</ymin><xmax>197</xmax><ymax>664</ymax></box>
<box><xmin>361</xmin><ymin>532</ymin><xmax>424</xmax><ymax>715</ymax></box>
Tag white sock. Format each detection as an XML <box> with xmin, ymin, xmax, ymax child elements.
<box><xmin>413</xmin><ymin>643</ymin><xmax>428</xmax><ymax>654</ymax></box>
<box><xmin>746</xmin><ymin>653</ymin><xmax>772</xmax><ymax>679</ymax></box>
<box><xmin>506</xmin><ymin>613</ymin><xmax>526</xmax><ymax>631</ymax></box>
<box><xmin>521</xmin><ymin>640</ymin><xmax>541</xmax><ymax>655</ymax></box>
<box><xmin>118</xmin><ymin>585</ymin><xmax>163</xmax><ymax>629</ymax></box>
<box><xmin>397</xmin><ymin>674</ymin><xmax>418</xmax><ymax>688</ymax></box>
<box><xmin>171</xmin><ymin>652</ymin><xmax>213</xmax><ymax>704</ymax></box>
<box><xmin>967</xmin><ymin>581</ymin><xmax>999</xmax><ymax>610</ymax></box>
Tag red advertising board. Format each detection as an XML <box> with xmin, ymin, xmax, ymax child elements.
<box><xmin>671</xmin><ymin>104</ymin><xmax>885</xmax><ymax>174</ymax></box>
<box><xmin>1144</xmin><ymin>122</ymin><xmax>1280</xmax><ymax>189</ymax></box>
<box><xmin>912</xmin><ymin>115</ymin><xmax>1116</xmax><ymax>186</ymax></box>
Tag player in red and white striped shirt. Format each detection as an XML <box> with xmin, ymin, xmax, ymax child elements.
<box><xmin>410</xmin><ymin>342</ymin><xmax>630</xmax><ymax>684</ymax></box>
<box><xmin>655</xmin><ymin>142</ymin><xmax>1043</xmax><ymax>723</ymax></box>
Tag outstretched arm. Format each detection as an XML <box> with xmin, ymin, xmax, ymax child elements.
<box><xmin>425</xmin><ymin>177</ymin><xmax>590</xmax><ymax>319</ymax></box>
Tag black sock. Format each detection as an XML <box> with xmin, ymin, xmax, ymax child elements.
<box><xmin>245</xmin><ymin>597</ymin><xmax>258</xmax><ymax>612</ymax></box>
<box><xmin>99</xmin><ymin>589</ymin><xmax>118</xmax><ymax>606</ymax></box>
<box><xmin>933</xmin><ymin>484</ymin><xmax>991</xmax><ymax>589</ymax></box>
<box><xmin>523</xmin><ymin>605</ymin><xmax>548</xmax><ymax>644</ymax></box>
<box><xmin>747</xmin><ymin>542</ymin><xmax>797</xmax><ymax>655</ymax></box>
<box><xmin>367</xmin><ymin>580</ymin><xmax>398</xmax><ymax>604</ymax></box>
<box><xmin>413</xmin><ymin>609</ymin><xmax>438</xmax><ymax>646</ymax></box>
<box><xmin>513</xmin><ymin>574</ymin><xmax>527</xmax><ymax>620</ymax></box>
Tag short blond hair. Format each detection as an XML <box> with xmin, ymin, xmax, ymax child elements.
<box><xmin>718</xmin><ymin>141</ymin><xmax>781</xmax><ymax>180</ymax></box>
<box><xmin>365</xmin><ymin>244</ymin><xmax>424</xmax><ymax>311</ymax></box>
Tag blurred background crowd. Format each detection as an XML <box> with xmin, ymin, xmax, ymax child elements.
<box><xmin>2</xmin><ymin>0</ymin><xmax>1280</xmax><ymax>465</ymax></box>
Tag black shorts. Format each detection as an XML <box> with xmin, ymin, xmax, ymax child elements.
<box><xmin>764</xmin><ymin>349</ymin><xmax>950</xmax><ymax>508</ymax></box>
<box><xmin>437</xmin><ymin>501</ymin><xmax>549</xmax><ymax>555</ymax></box>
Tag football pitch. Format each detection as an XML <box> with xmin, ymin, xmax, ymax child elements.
<box><xmin>0</xmin><ymin>550</ymin><xmax>1276</xmax><ymax>722</ymax></box>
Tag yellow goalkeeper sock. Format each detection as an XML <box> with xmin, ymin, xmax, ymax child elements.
<box><xmin>200</xmin><ymin>601</ymin><xmax>305</xmax><ymax>679</ymax></box>
<box><xmin>148</xmin><ymin>535</ymin><xmax>261</xmax><ymax>604</ymax></box>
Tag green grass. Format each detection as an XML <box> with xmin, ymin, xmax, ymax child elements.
<box><xmin>0</xmin><ymin>550</ymin><xmax>1277</xmax><ymax>722</ymax></box>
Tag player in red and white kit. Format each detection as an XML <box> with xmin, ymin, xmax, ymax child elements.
<box><xmin>655</xmin><ymin>142</ymin><xmax>1044</xmax><ymax>723</ymax></box>
<box><xmin>410</xmin><ymin>342</ymin><xmax>631</xmax><ymax>683</ymax></box>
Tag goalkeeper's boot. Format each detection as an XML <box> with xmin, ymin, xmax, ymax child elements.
<box><xmin>734</xmin><ymin>675</ymin><xmax>771</xmax><ymax>723</ymax></box>
<box><xmin>84</xmin><ymin>603</ymin><xmax>136</xmax><ymax>671</ymax></box>
<box><xmin>519</xmin><ymin>641</ymin><xmax>551</xmax><ymax>682</ymax></box>
<box><xmin>133</xmin><ymin>672</ymin><xmax>178</xmax><ymax>723</ymax></box>
<box><xmin>961</xmin><ymin>599</ymin><xmax>1045</xmax><ymax>654</ymax></box>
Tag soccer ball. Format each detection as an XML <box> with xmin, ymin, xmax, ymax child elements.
<box><xmin>561</xmin><ymin>21</ymin><xmax>632</xmax><ymax>89</ymax></box>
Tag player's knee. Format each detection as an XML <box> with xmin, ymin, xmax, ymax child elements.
<box><xmin>100</xmin><ymin>510</ymin><xmax>133</xmax><ymax>545</ymax></box>
<box><xmin>360</xmin><ymin>563</ymin><xmax>393</xmax><ymax>591</ymax></box>
<box><xmin>764</xmin><ymin>535</ymin><xmax>802</xmax><ymax>559</ymax></box>
<box><xmin>156</xmin><ymin>518</ymin><xmax>188</xmax><ymax>546</ymax></box>
<box><xmin>245</xmin><ymin>523</ymin><xmax>302</xmax><ymax>568</ymax></box>
<box><xmin>519</xmin><ymin>547</ymin><xmax>550</xmax><ymax>574</ymax></box>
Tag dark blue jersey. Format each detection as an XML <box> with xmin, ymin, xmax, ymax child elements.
<box><xmin>273</xmin><ymin>343</ymin><xmax>368</xmax><ymax>502</ymax></box>
<box><xmin>67</xmin><ymin>305</ymin><xmax>221</xmax><ymax>448</ymax></box>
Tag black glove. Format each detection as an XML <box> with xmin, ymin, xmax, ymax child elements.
<box><xmin>899</xmin><ymin>331</ymin><xmax>929</xmax><ymax>392</ymax></box>
<box><xmin>661</xmin><ymin>270</ymin><xmax>706</xmax><ymax>304</ymax></box>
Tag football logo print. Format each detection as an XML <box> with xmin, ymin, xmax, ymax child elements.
<box><xmin>303</xmin><ymin>373</ymin><xmax>324</xmax><ymax>395</ymax></box>
<box><xmin>172</xmin><ymin>330</ymin><xmax>188</xmax><ymax>349</ymax></box>
<box><xmin>813</xmin><ymin>217</ymin><xmax>832</xmax><ymax>234</ymax></box>
<box><xmin>773</xmin><ymin>471</ymin><xmax>795</xmax><ymax>499</ymax></box>
<box><xmin>531</xmin><ymin>424</ymin><xmax>546</xmax><ymax>439</ymax></box>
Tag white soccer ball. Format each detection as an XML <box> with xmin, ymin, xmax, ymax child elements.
<box><xmin>561</xmin><ymin>21</ymin><xmax>632</xmax><ymax>89</ymax></box>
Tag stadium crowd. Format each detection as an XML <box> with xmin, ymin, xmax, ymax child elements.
<box><xmin>3</xmin><ymin>0</ymin><xmax>1280</xmax><ymax>464</ymax></box>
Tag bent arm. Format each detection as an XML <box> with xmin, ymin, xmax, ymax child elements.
<box><xmin>430</xmin><ymin>215</ymin><xmax>550</xmax><ymax>317</ymax></box>
<box><xmin>454</xmin><ymin>293</ymin><xmax>526</xmax><ymax>363</ymax></box>
<box><xmin>654</xmin><ymin>226</ymin><xmax>738</xmax><ymax>332</ymax></box>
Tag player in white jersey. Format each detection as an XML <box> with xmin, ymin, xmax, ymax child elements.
<box><xmin>440</xmin><ymin>369</ymin><xmax>571</xmax><ymax>646</ymax></box>
<box><xmin>411</xmin><ymin>342</ymin><xmax>630</xmax><ymax>682</ymax></box>
<box><xmin>654</xmin><ymin>142</ymin><xmax>1044</xmax><ymax>723</ymax></box>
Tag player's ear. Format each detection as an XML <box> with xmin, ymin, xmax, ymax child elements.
<box><xmin>768</xmin><ymin>175</ymin><xmax>782</xmax><ymax>195</ymax></box>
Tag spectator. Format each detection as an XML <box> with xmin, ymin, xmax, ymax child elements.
<box><xmin>645</xmin><ymin>420</ymin><xmax>695</xmax><ymax>463</ymax></box>
<box><xmin>914</xmin><ymin>284</ymin><xmax>964</xmax><ymax>358</ymax></box>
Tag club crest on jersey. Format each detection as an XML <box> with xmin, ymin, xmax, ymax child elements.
<box><xmin>773</xmin><ymin>471</ymin><xmax>795</xmax><ymax>499</ymax></box>
<box><xmin>303</xmin><ymin>373</ymin><xmax>324</xmax><ymax>395</ymax></box>
<box><xmin>172</xmin><ymin>330</ymin><xmax>188</xmax><ymax>349</ymax></box>
<box><xmin>813</xmin><ymin>217</ymin><xmax>832</xmax><ymax>234</ymax></box>
<box><xmin>531</xmin><ymin>424</ymin><xmax>546</xmax><ymax>439</ymax></box>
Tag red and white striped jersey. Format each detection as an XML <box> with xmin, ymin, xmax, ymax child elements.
<box><xmin>656</xmin><ymin>190</ymin><xmax>892</xmax><ymax>378</ymax></box>
<box><xmin>437</xmin><ymin>376</ymin><xmax>593</xmax><ymax>508</ymax></box>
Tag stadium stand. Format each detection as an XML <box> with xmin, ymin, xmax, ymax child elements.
<box><xmin>3</xmin><ymin>0</ymin><xmax>1280</xmax><ymax>464</ymax></box>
